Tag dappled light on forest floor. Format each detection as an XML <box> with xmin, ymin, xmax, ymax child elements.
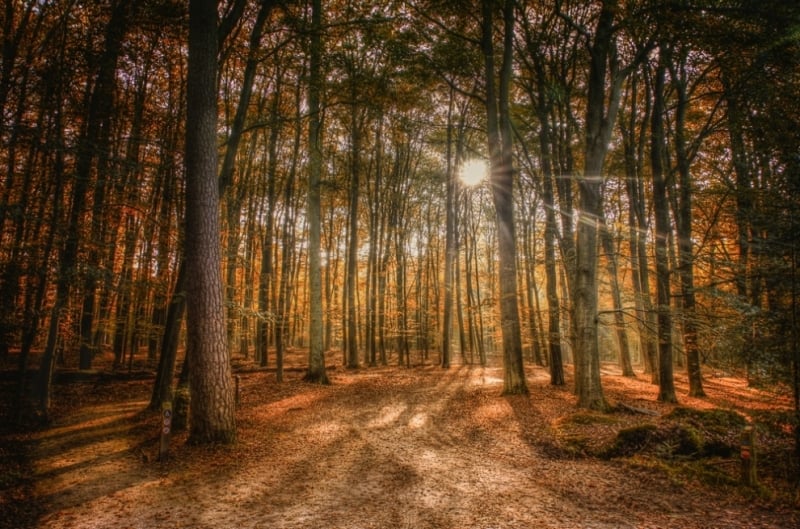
<box><xmin>2</xmin><ymin>363</ymin><xmax>797</xmax><ymax>529</ymax></box>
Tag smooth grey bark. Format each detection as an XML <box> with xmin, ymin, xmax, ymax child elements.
<box><xmin>482</xmin><ymin>0</ymin><xmax>528</xmax><ymax>394</ymax></box>
<box><xmin>572</xmin><ymin>0</ymin><xmax>623</xmax><ymax>410</ymax></box>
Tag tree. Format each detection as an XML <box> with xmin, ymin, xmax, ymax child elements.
<box><xmin>304</xmin><ymin>0</ymin><xmax>329</xmax><ymax>385</ymax></box>
<box><xmin>570</xmin><ymin>0</ymin><xmax>622</xmax><ymax>410</ymax></box>
<box><xmin>482</xmin><ymin>0</ymin><xmax>527</xmax><ymax>394</ymax></box>
<box><xmin>650</xmin><ymin>47</ymin><xmax>677</xmax><ymax>404</ymax></box>
<box><xmin>184</xmin><ymin>0</ymin><xmax>236</xmax><ymax>444</ymax></box>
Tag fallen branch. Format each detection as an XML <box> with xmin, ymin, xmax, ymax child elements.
<box><xmin>617</xmin><ymin>402</ymin><xmax>661</xmax><ymax>416</ymax></box>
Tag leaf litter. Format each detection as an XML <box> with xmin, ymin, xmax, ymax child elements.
<box><xmin>1</xmin><ymin>355</ymin><xmax>798</xmax><ymax>529</ymax></box>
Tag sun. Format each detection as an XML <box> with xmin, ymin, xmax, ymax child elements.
<box><xmin>459</xmin><ymin>159</ymin><xmax>488</xmax><ymax>187</ymax></box>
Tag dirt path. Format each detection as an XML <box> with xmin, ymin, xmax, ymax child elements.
<box><xmin>21</xmin><ymin>365</ymin><xmax>800</xmax><ymax>528</ymax></box>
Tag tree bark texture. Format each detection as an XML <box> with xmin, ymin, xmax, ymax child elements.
<box><xmin>482</xmin><ymin>0</ymin><xmax>527</xmax><ymax>394</ymax></box>
<box><xmin>573</xmin><ymin>0</ymin><xmax>620</xmax><ymax>410</ymax></box>
<box><xmin>185</xmin><ymin>0</ymin><xmax>236</xmax><ymax>444</ymax></box>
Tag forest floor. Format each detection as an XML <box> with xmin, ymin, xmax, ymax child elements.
<box><xmin>1</xmin><ymin>351</ymin><xmax>799</xmax><ymax>529</ymax></box>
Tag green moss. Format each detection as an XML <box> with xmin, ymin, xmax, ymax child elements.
<box><xmin>604</xmin><ymin>423</ymin><xmax>659</xmax><ymax>458</ymax></box>
<box><xmin>672</xmin><ymin>424</ymin><xmax>705</xmax><ymax>456</ymax></box>
<box><xmin>666</xmin><ymin>407</ymin><xmax>746</xmax><ymax>431</ymax></box>
<box><xmin>664</xmin><ymin>407</ymin><xmax>746</xmax><ymax>458</ymax></box>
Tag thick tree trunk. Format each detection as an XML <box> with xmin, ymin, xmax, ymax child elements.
<box><xmin>304</xmin><ymin>0</ymin><xmax>329</xmax><ymax>384</ymax></box>
<box><xmin>184</xmin><ymin>0</ymin><xmax>236</xmax><ymax>444</ymax></box>
<box><xmin>482</xmin><ymin>0</ymin><xmax>527</xmax><ymax>394</ymax></box>
<box><xmin>532</xmin><ymin>63</ymin><xmax>565</xmax><ymax>384</ymax></box>
<box><xmin>573</xmin><ymin>0</ymin><xmax>621</xmax><ymax>410</ymax></box>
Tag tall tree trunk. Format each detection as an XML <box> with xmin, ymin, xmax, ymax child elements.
<box><xmin>17</xmin><ymin>97</ymin><xmax>65</xmax><ymax>418</ymax></box>
<box><xmin>621</xmin><ymin>74</ymin><xmax>658</xmax><ymax>380</ymax></box>
<box><xmin>150</xmin><ymin>261</ymin><xmax>186</xmax><ymax>409</ymax></box>
<box><xmin>482</xmin><ymin>0</ymin><xmax>527</xmax><ymax>394</ymax></box>
<box><xmin>533</xmin><ymin>69</ymin><xmax>565</xmax><ymax>384</ymax></box>
<box><xmin>148</xmin><ymin>71</ymin><xmax>183</xmax><ymax>394</ymax></box>
<box><xmin>345</xmin><ymin>101</ymin><xmax>360</xmax><ymax>368</ymax></box>
<box><xmin>304</xmin><ymin>0</ymin><xmax>329</xmax><ymax>384</ymax></box>
<box><xmin>573</xmin><ymin>0</ymin><xmax>622</xmax><ymax>410</ymax></box>
<box><xmin>185</xmin><ymin>0</ymin><xmax>236</xmax><ymax>444</ymax></box>
<box><xmin>600</xmin><ymin>218</ymin><xmax>635</xmax><ymax>376</ymax></box>
<box><xmin>651</xmin><ymin>50</ymin><xmax>677</xmax><ymax>404</ymax></box>
<box><xmin>442</xmin><ymin>88</ymin><xmax>458</xmax><ymax>368</ymax></box>
<box><xmin>721</xmin><ymin>73</ymin><xmax>752</xmax><ymax>301</ymax></box>
<box><xmin>671</xmin><ymin>56</ymin><xmax>705</xmax><ymax>397</ymax></box>
<box><xmin>275</xmin><ymin>94</ymin><xmax>303</xmax><ymax>382</ymax></box>
<box><xmin>257</xmin><ymin>80</ymin><xmax>282</xmax><ymax>367</ymax></box>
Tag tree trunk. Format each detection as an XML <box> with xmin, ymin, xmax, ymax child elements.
<box><xmin>257</xmin><ymin>81</ymin><xmax>282</xmax><ymax>367</ymax></box>
<box><xmin>671</xmin><ymin>56</ymin><xmax>705</xmax><ymax>397</ymax></box>
<box><xmin>275</xmin><ymin>97</ymin><xmax>302</xmax><ymax>382</ymax></box>
<box><xmin>304</xmin><ymin>0</ymin><xmax>329</xmax><ymax>384</ymax></box>
<box><xmin>600</xmin><ymin>218</ymin><xmax>635</xmax><ymax>376</ymax></box>
<box><xmin>651</xmin><ymin>50</ymin><xmax>677</xmax><ymax>404</ymax></box>
<box><xmin>442</xmin><ymin>88</ymin><xmax>458</xmax><ymax>369</ymax></box>
<box><xmin>532</xmin><ymin>65</ymin><xmax>566</xmax><ymax>384</ymax></box>
<box><xmin>482</xmin><ymin>0</ymin><xmax>527</xmax><ymax>394</ymax></box>
<box><xmin>184</xmin><ymin>0</ymin><xmax>236</xmax><ymax>444</ymax></box>
<box><xmin>345</xmin><ymin>100</ymin><xmax>360</xmax><ymax>368</ymax></box>
<box><xmin>150</xmin><ymin>261</ymin><xmax>186</xmax><ymax>410</ymax></box>
<box><xmin>573</xmin><ymin>0</ymin><xmax>621</xmax><ymax>410</ymax></box>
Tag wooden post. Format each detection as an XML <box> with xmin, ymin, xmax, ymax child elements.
<box><xmin>740</xmin><ymin>425</ymin><xmax>757</xmax><ymax>486</ymax></box>
<box><xmin>159</xmin><ymin>400</ymin><xmax>173</xmax><ymax>462</ymax></box>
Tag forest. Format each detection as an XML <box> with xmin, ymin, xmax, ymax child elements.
<box><xmin>0</xmin><ymin>0</ymin><xmax>799</xmax><ymax>527</ymax></box>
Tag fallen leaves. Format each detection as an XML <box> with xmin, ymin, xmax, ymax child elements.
<box><xmin>3</xmin><ymin>357</ymin><xmax>798</xmax><ymax>529</ymax></box>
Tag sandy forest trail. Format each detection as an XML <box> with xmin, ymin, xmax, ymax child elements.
<box><xmin>13</xmin><ymin>364</ymin><xmax>800</xmax><ymax>529</ymax></box>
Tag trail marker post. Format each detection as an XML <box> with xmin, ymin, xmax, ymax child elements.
<box><xmin>159</xmin><ymin>400</ymin><xmax>173</xmax><ymax>462</ymax></box>
<box><xmin>740</xmin><ymin>425</ymin><xmax>756</xmax><ymax>486</ymax></box>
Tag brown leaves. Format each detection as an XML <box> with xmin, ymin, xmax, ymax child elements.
<box><xmin>9</xmin><ymin>362</ymin><xmax>800</xmax><ymax>528</ymax></box>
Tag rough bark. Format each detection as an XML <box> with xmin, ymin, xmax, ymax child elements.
<box><xmin>185</xmin><ymin>0</ymin><xmax>236</xmax><ymax>444</ymax></box>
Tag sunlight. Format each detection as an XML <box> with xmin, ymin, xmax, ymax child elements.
<box><xmin>459</xmin><ymin>159</ymin><xmax>488</xmax><ymax>187</ymax></box>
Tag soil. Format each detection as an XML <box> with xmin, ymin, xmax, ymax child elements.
<box><xmin>1</xmin><ymin>352</ymin><xmax>799</xmax><ymax>529</ymax></box>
